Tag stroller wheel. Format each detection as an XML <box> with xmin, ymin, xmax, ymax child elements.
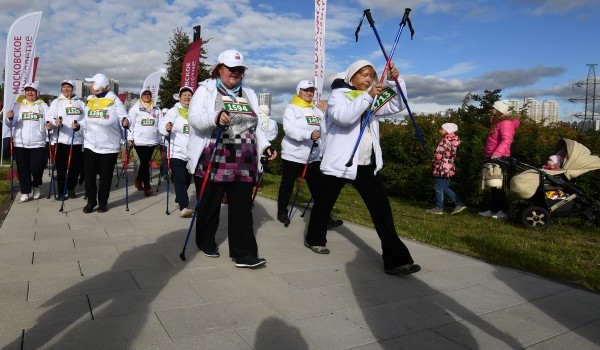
<box><xmin>521</xmin><ymin>206</ymin><xmax>551</xmax><ymax>230</ymax></box>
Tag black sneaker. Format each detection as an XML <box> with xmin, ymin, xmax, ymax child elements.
<box><xmin>83</xmin><ymin>203</ymin><xmax>96</xmax><ymax>213</ymax></box>
<box><xmin>68</xmin><ymin>190</ymin><xmax>76</xmax><ymax>199</ymax></box>
<box><xmin>203</xmin><ymin>249</ymin><xmax>220</xmax><ymax>258</ymax></box>
<box><xmin>97</xmin><ymin>205</ymin><xmax>108</xmax><ymax>213</ymax></box>
<box><xmin>385</xmin><ymin>264</ymin><xmax>421</xmax><ymax>275</ymax></box>
<box><xmin>277</xmin><ymin>214</ymin><xmax>290</xmax><ymax>225</ymax></box>
<box><xmin>327</xmin><ymin>218</ymin><xmax>343</xmax><ymax>230</ymax></box>
<box><xmin>235</xmin><ymin>255</ymin><xmax>266</xmax><ymax>269</ymax></box>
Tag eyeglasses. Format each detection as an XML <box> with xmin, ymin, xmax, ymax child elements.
<box><xmin>225</xmin><ymin>65</ymin><xmax>246</xmax><ymax>74</ymax></box>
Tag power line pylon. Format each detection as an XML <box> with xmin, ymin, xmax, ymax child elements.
<box><xmin>569</xmin><ymin>64</ymin><xmax>599</xmax><ymax>131</ymax></box>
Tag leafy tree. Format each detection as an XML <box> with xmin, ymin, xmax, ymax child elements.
<box><xmin>158</xmin><ymin>28</ymin><xmax>211</xmax><ymax>109</ymax></box>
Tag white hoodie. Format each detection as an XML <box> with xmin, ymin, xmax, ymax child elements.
<box><xmin>127</xmin><ymin>100</ymin><xmax>161</xmax><ymax>146</ymax></box>
<box><xmin>6</xmin><ymin>99</ymin><xmax>49</xmax><ymax>148</ymax></box>
<box><xmin>46</xmin><ymin>94</ymin><xmax>86</xmax><ymax>145</ymax></box>
<box><xmin>320</xmin><ymin>78</ymin><xmax>406</xmax><ymax>180</ymax></box>
<box><xmin>80</xmin><ymin>91</ymin><xmax>129</xmax><ymax>154</ymax></box>
<box><xmin>186</xmin><ymin>79</ymin><xmax>271</xmax><ymax>174</ymax></box>
<box><xmin>158</xmin><ymin>102</ymin><xmax>189</xmax><ymax>161</ymax></box>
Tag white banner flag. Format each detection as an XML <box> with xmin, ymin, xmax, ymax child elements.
<box><xmin>143</xmin><ymin>70</ymin><xmax>162</xmax><ymax>103</ymax></box>
<box><xmin>2</xmin><ymin>11</ymin><xmax>42</xmax><ymax>140</ymax></box>
<box><xmin>314</xmin><ymin>0</ymin><xmax>326</xmax><ymax>104</ymax></box>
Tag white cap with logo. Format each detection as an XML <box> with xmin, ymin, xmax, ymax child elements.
<box><xmin>217</xmin><ymin>49</ymin><xmax>246</xmax><ymax>68</ymax></box>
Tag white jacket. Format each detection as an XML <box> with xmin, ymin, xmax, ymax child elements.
<box><xmin>128</xmin><ymin>100</ymin><xmax>161</xmax><ymax>146</ymax></box>
<box><xmin>281</xmin><ymin>103</ymin><xmax>324</xmax><ymax>164</ymax></box>
<box><xmin>80</xmin><ymin>91</ymin><xmax>129</xmax><ymax>154</ymax></box>
<box><xmin>158</xmin><ymin>103</ymin><xmax>189</xmax><ymax>161</ymax></box>
<box><xmin>5</xmin><ymin>99</ymin><xmax>49</xmax><ymax>148</ymax></box>
<box><xmin>46</xmin><ymin>94</ymin><xmax>85</xmax><ymax>145</ymax></box>
<box><xmin>320</xmin><ymin>78</ymin><xmax>406</xmax><ymax>180</ymax></box>
<box><xmin>186</xmin><ymin>79</ymin><xmax>271</xmax><ymax>174</ymax></box>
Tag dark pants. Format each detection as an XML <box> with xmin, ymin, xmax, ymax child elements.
<box><xmin>305</xmin><ymin>163</ymin><xmax>414</xmax><ymax>269</ymax></box>
<box><xmin>134</xmin><ymin>145</ymin><xmax>155</xmax><ymax>187</ymax></box>
<box><xmin>55</xmin><ymin>143</ymin><xmax>83</xmax><ymax>195</ymax></box>
<box><xmin>83</xmin><ymin>149</ymin><xmax>118</xmax><ymax>207</ymax></box>
<box><xmin>194</xmin><ymin>178</ymin><xmax>257</xmax><ymax>258</ymax></box>
<box><xmin>14</xmin><ymin>147</ymin><xmax>45</xmax><ymax>194</ymax></box>
<box><xmin>277</xmin><ymin>159</ymin><xmax>323</xmax><ymax>217</ymax></box>
<box><xmin>490</xmin><ymin>187</ymin><xmax>506</xmax><ymax>213</ymax></box>
<box><xmin>170</xmin><ymin>158</ymin><xmax>191</xmax><ymax>210</ymax></box>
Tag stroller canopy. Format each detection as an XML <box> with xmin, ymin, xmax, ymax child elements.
<box><xmin>559</xmin><ymin>139</ymin><xmax>600</xmax><ymax>179</ymax></box>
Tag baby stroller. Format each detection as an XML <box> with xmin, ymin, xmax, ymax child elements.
<box><xmin>494</xmin><ymin>139</ymin><xmax>600</xmax><ymax>229</ymax></box>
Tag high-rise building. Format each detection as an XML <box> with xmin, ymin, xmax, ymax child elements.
<box><xmin>258</xmin><ymin>92</ymin><xmax>271</xmax><ymax>113</ymax></box>
<box><xmin>507</xmin><ymin>98</ymin><xmax>560</xmax><ymax>125</ymax></box>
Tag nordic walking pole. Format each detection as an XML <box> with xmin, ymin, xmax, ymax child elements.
<box><xmin>8</xmin><ymin>118</ymin><xmax>15</xmax><ymax>200</ymax></box>
<box><xmin>286</xmin><ymin>141</ymin><xmax>318</xmax><ymax>226</ymax></box>
<box><xmin>165</xmin><ymin>130</ymin><xmax>172</xmax><ymax>215</ymax></box>
<box><xmin>149</xmin><ymin>145</ymin><xmax>159</xmax><ymax>183</ymax></box>
<box><xmin>156</xmin><ymin>137</ymin><xmax>166</xmax><ymax>192</ymax></box>
<box><xmin>251</xmin><ymin>156</ymin><xmax>268</xmax><ymax>207</ymax></box>
<box><xmin>47</xmin><ymin>124</ymin><xmax>61</xmax><ymax>199</ymax></box>
<box><xmin>301</xmin><ymin>196</ymin><xmax>313</xmax><ymax>217</ymax></box>
<box><xmin>59</xmin><ymin>127</ymin><xmax>77</xmax><ymax>212</ymax></box>
<box><xmin>123</xmin><ymin>128</ymin><xmax>130</xmax><ymax>211</ymax></box>
<box><xmin>180</xmin><ymin>126</ymin><xmax>226</xmax><ymax>261</ymax></box>
<box><xmin>363</xmin><ymin>9</ymin><xmax>426</xmax><ymax>153</ymax></box>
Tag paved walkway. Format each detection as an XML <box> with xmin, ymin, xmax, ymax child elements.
<box><xmin>1</xmin><ymin>165</ymin><xmax>599</xmax><ymax>349</ymax></box>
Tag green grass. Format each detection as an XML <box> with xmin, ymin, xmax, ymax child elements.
<box><xmin>259</xmin><ymin>173</ymin><xmax>600</xmax><ymax>292</ymax></box>
<box><xmin>1</xmin><ymin>166</ymin><xmax>599</xmax><ymax>291</ymax></box>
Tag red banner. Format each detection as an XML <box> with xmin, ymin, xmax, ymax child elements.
<box><xmin>180</xmin><ymin>40</ymin><xmax>202</xmax><ymax>88</ymax></box>
<box><xmin>32</xmin><ymin>57</ymin><xmax>39</xmax><ymax>82</ymax></box>
<box><xmin>117</xmin><ymin>93</ymin><xmax>127</xmax><ymax>103</ymax></box>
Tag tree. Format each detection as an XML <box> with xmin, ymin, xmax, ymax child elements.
<box><xmin>158</xmin><ymin>28</ymin><xmax>211</xmax><ymax>109</ymax></box>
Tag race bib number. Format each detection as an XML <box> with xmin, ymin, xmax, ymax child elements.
<box><xmin>22</xmin><ymin>112</ymin><xmax>41</xmax><ymax>120</ymax></box>
<box><xmin>371</xmin><ymin>87</ymin><xmax>397</xmax><ymax>114</ymax></box>
<box><xmin>222</xmin><ymin>97</ymin><xmax>254</xmax><ymax>115</ymax></box>
<box><xmin>305</xmin><ymin>115</ymin><xmax>321</xmax><ymax>126</ymax></box>
<box><xmin>183</xmin><ymin>124</ymin><xmax>189</xmax><ymax>134</ymax></box>
<box><xmin>141</xmin><ymin>119</ymin><xmax>155</xmax><ymax>126</ymax></box>
<box><xmin>88</xmin><ymin>109</ymin><xmax>108</xmax><ymax>119</ymax></box>
<box><xmin>66</xmin><ymin>107</ymin><xmax>82</xmax><ymax>115</ymax></box>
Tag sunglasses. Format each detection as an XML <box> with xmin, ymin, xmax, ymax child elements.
<box><xmin>225</xmin><ymin>65</ymin><xmax>246</xmax><ymax>74</ymax></box>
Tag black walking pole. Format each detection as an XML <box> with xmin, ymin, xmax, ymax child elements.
<box><xmin>123</xmin><ymin>128</ymin><xmax>130</xmax><ymax>211</ymax></box>
<box><xmin>165</xmin><ymin>130</ymin><xmax>172</xmax><ymax>215</ymax></box>
<box><xmin>300</xmin><ymin>196</ymin><xmax>313</xmax><ymax>217</ymax></box>
<box><xmin>47</xmin><ymin>125</ymin><xmax>60</xmax><ymax>199</ymax></box>
<box><xmin>286</xmin><ymin>141</ymin><xmax>318</xmax><ymax>226</ymax></box>
<box><xmin>180</xmin><ymin>127</ymin><xmax>226</xmax><ymax>261</ymax></box>
<box><xmin>8</xmin><ymin>119</ymin><xmax>15</xmax><ymax>200</ymax></box>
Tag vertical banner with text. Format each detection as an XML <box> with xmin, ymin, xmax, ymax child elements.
<box><xmin>314</xmin><ymin>0</ymin><xmax>326</xmax><ymax>104</ymax></box>
<box><xmin>143</xmin><ymin>70</ymin><xmax>163</xmax><ymax>103</ymax></box>
<box><xmin>2</xmin><ymin>11</ymin><xmax>42</xmax><ymax>162</ymax></box>
<box><xmin>180</xmin><ymin>39</ymin><xmax>202</xmax><ymax>89</ymax></box>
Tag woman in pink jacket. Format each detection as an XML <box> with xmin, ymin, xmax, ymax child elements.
<box><xmin>479</xmin><ymin>100</ymin><xmax>520</xmax><ymax>219</ymax></box>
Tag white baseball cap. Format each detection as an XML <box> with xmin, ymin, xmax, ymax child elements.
<box><xmin>217</xmin><ymin>49</ymin><xmax>246</xmax><ymax>68</ymax></box>
<box><xmin>61</xmin><ymin>79</ymin><xmax>75</xmax><ymax>88</ymax></box>
<box><xmin>493</xmin><ymin>100</ymin><xmax>510</xmax><ymax>115</ymax></box>
<box><xmin>296</xmin><ymin>80</ymin><xmax>316</xmax><ymax>95</ymax></box>
<box><xmin>23</xmin><ymin>82</ymin><xmax>39</xmax><ymax>91</ymax></box>
<box><xmin>140</xmin><ymin>88</ymin><xmax>152</xmax><ymax>95</ymax></box>
<box><xmin>85</xmin><ymin>73</ymin><xmax>110</xmax><ymax>90</ymax></box>
<box><xmin>173</xmin><ymin>86</ymin><xmax>194</xmax><ymax>101</ymax></box>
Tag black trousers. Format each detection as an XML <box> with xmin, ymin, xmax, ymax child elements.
<box><xmin>14</xmin><ymin>147</ymin><xmax>45</xmax><ymax>194</ymax></box>
<box><xmin>83</xmin><ymin>149</ymin><xmax>118</xmax><ymax>207</ymax></box>
<box><xmin>305</xmin><ymin>163</ymin><xmax>414</xmax><ymax>269</ymax></box>
<box><xmin>277</xmin><ymin>159</ymin><xmax>323</xmax><ymax>217</ymax></box>
<box><xmin>134</xmin><ymin>145</ymin><xmax>155</xmax><ymax>186</ymax></box>
<box><xmin>170</xmin><ymin>158</ymin><xmax>191</xmax><ymax>210</ymax></box>
<box><xmin>55</xmin><ymin>143</ymin><xmax>83</xmax><ymax>194</ymax></box>
<box><xmin>194</xmin><ymin>178</ymin><xmax>258</xmax><ymax>259</ymax></box>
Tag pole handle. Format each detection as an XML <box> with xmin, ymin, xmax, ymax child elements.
<box><xmin>365</xmin><ymin>9</ymin><xmax>375</xmax><ymax>27</ymax></box>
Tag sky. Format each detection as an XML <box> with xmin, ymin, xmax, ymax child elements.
<box><xmin>1</xmin><ymin>0</ymin><xmax>599</xmax><ymax>122</ymax></box>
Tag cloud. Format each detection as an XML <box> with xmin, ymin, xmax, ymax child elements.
<box><xmin>514</xmin><ymin>0</ymin><xmax>599</xmax><ymax>14</ymax></box>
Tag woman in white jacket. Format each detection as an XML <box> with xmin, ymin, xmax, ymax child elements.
<box><xmin>5</xmin><ymin>82</ymin><xmax>50</xmax><ymax>202</ymax></box>
<box><xmin>128</xmin><ymin>88</ymin><xmax>162</xmax><ymax>196</ymax></box>
<box><xmin>46</xmin><ymin>79</ymin><xmax>85</xmax><ymax>199</ymax></box>
<box><xmin>159</xmin><ymin>86</ymin><xmax>194</xmax><ymax>218</ymax></box>
<box><xmin>276</xmin><ymin>80</ymin><xmax>343</xmax><ymax>229</ymax></box>
<box><xmin>79</xmin><ymin>73</ymin><xmax>129</xmax><ymax>213</ymax></box>
<box><xmin>187</xmin><ymin>49</ymin><xmax>276</xmax><ymax>269</ymax></box>
<box><xmin>304</xmin><ymin>60</ymin><xmax>421</xmax><ymax>276</ymax></box>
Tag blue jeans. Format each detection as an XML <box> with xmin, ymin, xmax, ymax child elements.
<box><xmin>434</xmin><ymin>177</ymin><xmax>461</xmax><ymax>208</ymax></box>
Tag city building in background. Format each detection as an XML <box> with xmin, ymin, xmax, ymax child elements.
<box><xmin>507</xmin><ymin>98</ymin><xmax>560</xmax><ymax>125</ymax></box>
<box><xmin>258</xmin><ymin>92</ymin><xmax>271</xmax><ymax>113</ymax></box>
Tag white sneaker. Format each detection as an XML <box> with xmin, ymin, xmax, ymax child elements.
<box><xmin>32</xmin><ymin>187</ymin><xmax>41</xmax><ymax>199</ymax></box>
<box><xmin>179</xmin><ymin>208</ymin><xmax>194</xmax><ymax>218</ymax></box>
<box><xmin>20</xmin><ymin>193</ymin><xmax>30</xmax><ymax>202</ymax></box>
<box><xmin>492</xmin><ymin>210</ymin><xmax>508</xmax><ymax>220</ymax></box>
<box><xmin>478</xmin><ymin>210</ymin><xmax>493</xmax><ymax>218</ymax></box>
